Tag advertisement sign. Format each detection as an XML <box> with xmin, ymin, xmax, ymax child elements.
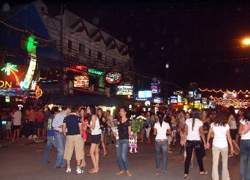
<box><xmin>0</xmin><ymin>63</ymin><xmax>29</xmax><ymax>89</ymax></box>
<box><xmin>170</xmin><ymin>95</ymin><xmax>178</xmax><ymax>104</ymax></box>
<box><xmin>138</xmin><ymin>90</ymin><xmax>152</xmax><ymax>98</ymax></box>
<box><xmin>151</xmin><ymin>81</ymin><xmax>159</xmax><ymax>94</ymax></box>
<box><xmin>116</xmin><ymin>85</ymin><xmax>133</xmax><ymax>95</ymax></box>
<box><xmin>74</xmin><ymin>75</ymin><xmax>89</xmax><ymax>88</ymax></box>
<box><xmin>153</xmin><ymin>97</ymin><xmax>163</xmax><ymax>103</ymax></box>
<box><xmin>106</xmin><ymin>71</ymin><xmax>122</xmax><ymax>84</ymax></box>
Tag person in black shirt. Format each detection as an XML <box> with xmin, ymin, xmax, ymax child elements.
<box><xmin>113</xmin><ymin>107</ymin><xmax>132</xmax><ymax>177</ymax></box>
<box><xmin>62</xmin><ymin>106</ymin><xmax>84</xmax><ymax>174</ymax></box>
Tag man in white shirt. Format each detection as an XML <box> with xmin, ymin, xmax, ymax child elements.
<box><xmin>12</xmin><ymin>108</ymin><xmax>22</xmax><ymax>142</ymax></box>
<box><xmin>52</xmin><ymin>106</ymin><xmax>71</xmax><ymax>169</ymax></box>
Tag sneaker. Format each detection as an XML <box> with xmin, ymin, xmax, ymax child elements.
<box><xmin>66</xmin><ymin>168</ymin><xmax>71</xmax><ymax>173</ymax></box>
<box><xmin>76</xmin><ymin>169</ymin><xmax>84</xmax><ymax>174</ymax></box>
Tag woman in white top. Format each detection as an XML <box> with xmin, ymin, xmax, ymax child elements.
<box><xmin>238</xmin><ymin>107</ymin><xmax>250</xmax><ymax>180</ymax></box>
<box><xmin>206</xmin><ymin>111</ymin><xmax>234</xmax><ymax>180</ymax></box>
<box><xmin>154</xmin><ymin>112</ymin><xmax>171</xmax><ymax>173</ymax></box>
<box><xmin>84</xmin><ymin>105</ymin><xmax>101</xmax><ymax>173</ymax></box>
<box><xmin>181</xmin><ymin>109</ymin><xmax>207</xmax><ymax>178</ymax></box>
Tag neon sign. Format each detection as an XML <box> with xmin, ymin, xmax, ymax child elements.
<box><xmin>88</xmin><ymin>68</ymin><xmax>104</xmax><ymax>76</ymax></box>
<box><xmin>0</xmin><ymin>80</ymin><xmax>12</xmax><ymax>88</ymax></box>
<box><xmin>1</xmin><ymin>63</ymin><xmax>19</xmax><ymax>85</ymax></box>
<box><xmin>74</xmin><ymin>75</ymin><xmax>89</xmax><ymax>88</ymax></box>
<box><xmin>106</xmin><ymin>71</ymin><xmax>122</xmax><ymax>84</ymax></box>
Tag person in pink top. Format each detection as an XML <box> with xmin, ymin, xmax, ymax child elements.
<box><xmin>80</xmin><ymin>108</ymin><xmax>88</xmax><ymax>168</ymax></box>
<box><xmin>36</xmin><ymin>107</ymin><xmax>45</xmax><ymax>139</ymax></box>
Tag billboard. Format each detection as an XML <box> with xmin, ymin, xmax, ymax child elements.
<box><xmin>138</xmin><ymin>90</ymin><xmax>152</xmax><ymax>98</ymax></box>
<box><xmin>116</xmin><ymin>85</ymin><xmax>133</xmax><ymax>95</ymax></box>
<box><xmin>74</xmin><ymin>75</ymin><xmax>89</xmax><ymax>88</ymax></box>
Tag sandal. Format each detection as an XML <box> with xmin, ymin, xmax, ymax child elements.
<box><xmin>183</xmin><ymin>174</ymin><xmax>189</xmax><ymax>178</ymax></box>
<box><xmin>89</xmin><ymin>169</ymin><xmax>98</xmax><ymax>173</ymax></box>
<box><xmin>200</xmin><ymin>171</ymin><xmax>208</xmax><ymax>175</ymax></box>
<box><xmin>116</xmin><ymin>171</ymin><xmax>124</xmax><ymax>175</ymax></box>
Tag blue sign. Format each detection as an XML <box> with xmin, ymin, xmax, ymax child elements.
<box><xmin>138</xmin><ymin>90</ymin><xmax>152</xmax><ymax>98</ymax></box>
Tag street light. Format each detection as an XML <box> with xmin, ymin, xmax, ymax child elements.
<box><xmin>243</xmin><ymin>38</ymin><xmax>250</xmax><ymax>45</ymax></box>
<box><xmin>165</xmin><ymin>63</ymin><xmax>169</xmax><ymax>104</ymax></box>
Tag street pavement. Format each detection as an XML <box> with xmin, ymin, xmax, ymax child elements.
<box><xmin>0</xmin><ymin>137</ymin><xmax>241</xmax><ymax>180</ymax></box>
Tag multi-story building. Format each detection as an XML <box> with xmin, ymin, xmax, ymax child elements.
<box><xmin>34</xmin><ymin>0</ymin><xmax>133</xmax><ymax>96</ymax></box>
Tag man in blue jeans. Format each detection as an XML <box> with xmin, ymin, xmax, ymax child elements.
<box><xmin>52</xmin><ymin>106</ymin><xmax>71</xmax><ymax>169</ymax></box>
<box><xmin>42</xmin><ymin>108</ymin><xmax>58</xmax><ymax>164</ymax></box>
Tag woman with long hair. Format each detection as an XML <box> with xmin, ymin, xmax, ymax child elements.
<box><xmin>100</xmin><ymin>111</ymin><xmax>108</xmax><ymax>156</ymax></box>
<box><xmin>154</xmin><ymin>111</ymin><xmax>171</xmax><ymax>173</ymax></box>
<box><xmin>84</xmin><ymin>106</ymin><xmax>101</xmax><ymax>173</ymax></box>
<box><xmin>238</xmin><ymin>107</ymin><xmax>250</xmax><ymax>180</ymax></box>
<box><xmin>114</xmin><ymin>107</ymin><xmax>132</xmax><ymax>177</ymax></box>
<box><xmin>228</xmin><ymin>106</ymin><xmax>240</xmax><ymax>155</ymax></box>
<box><xmin>206</xmin><ymin>111</ymin><xmax>234</xmax><ymax>180</ymax></box>
<box><xmin>181</xmin><ymin>109</ymin><xmax>207</xmax><ymax>178</ymax></box>
<box><xmin>79</xmin><ymin>108</ymin><xmax>88</xmax><ymax>168</ymax></box>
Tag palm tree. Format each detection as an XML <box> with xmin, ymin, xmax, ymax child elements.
<box><xmin>1</xmin><ymin>62</ymin><xmax>19</xmax><ymax>85</ymax></box>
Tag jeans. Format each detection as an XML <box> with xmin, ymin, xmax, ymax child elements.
<box><xmin>28</xmin><ymin>122</ymin><xmax>35</xmax><ymax>135</ymax></box>
<box><xmin>155</xmin><ymin>139</ymin><xmax>168</xmax><ymax>172</ymax></box>
<box><xmin>43</xmin><ymin>136</ymin><xmax>56</xmax><ymax>164</ymax></box>
<box><xmin>117</xmin><ymin>139</ymin><xmax>129</xmax><ymax>171</ymax></box>
<box><xmin>212</xmin><ymin>146</ymin><xmax>229</xmax><ymax>180</ymax></box>
<box><xmin>185</xmin><ymin>140</ymin><xmax>205</xmax><ymax>174</ymax></box>
<box><xmin>240</xmin><ymin>140</ymin><xmax>250</xmax><ymax>180</ymax></box>
<box><xmin>54</xmin><ymin>132</ymin><xmax>66</xmax><ymax>168</ymax></box>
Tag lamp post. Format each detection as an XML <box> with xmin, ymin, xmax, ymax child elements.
<box><xmin>165</xmin><ymin>63</ymin><xmax>169</xmax><ymax>104</ymax></box>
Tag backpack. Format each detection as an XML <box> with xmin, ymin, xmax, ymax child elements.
<box><xmin>242</xmin><ymin>120</ymin><xmax>250</xmax><ymax>134</ymax></box>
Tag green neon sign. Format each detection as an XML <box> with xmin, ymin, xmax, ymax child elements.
<box><xmin>26</xmin><ymin>35</ymin><xmax>38</xmax><ymax>53</ymax></box>
<box><xmin>88</xmin><ymin>68</ymin><xmax>104</xmax><ymax>76</ymax></box>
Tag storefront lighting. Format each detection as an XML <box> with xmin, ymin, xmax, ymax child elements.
<box><xmin>88</xmin><ymin>68</ymin><xmax>104</xmax><ymax>76</ymax></box>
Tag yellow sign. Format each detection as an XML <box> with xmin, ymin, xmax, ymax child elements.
<box><xmin>0</xmin><ymin>80</ymin><xmax>12</xmax><ymax>88</ymax></box>
<box><xmin>35</xmin><ymin>88</ymin><xmax>43</xmax><ymax>98</ymax></box>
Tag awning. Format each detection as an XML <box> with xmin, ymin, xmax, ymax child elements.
<box><xmin>50</xmin><ymin>95</ymin><xmax>123</xmax><ymax>107</ymax></box>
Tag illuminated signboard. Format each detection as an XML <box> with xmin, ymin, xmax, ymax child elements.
<box><xmin>74</xmin><ymin>75</ymin><xmax>89</xmax><ymax>88</ymax></box>
<box><xmin>88</xmin><ymin>68</ymin><xmax>104</xmax><ymax>76</ymax></box>
<box><xmin>153</xmin><ymin>97</ymin><xmax>163</xmax><ymax>103</ymax></box>
<box><xmin>0</xmin><ymin>63</ymin><xmax>29</xmax><ymax>89</ymax></box>
<box><xmin>138</xmin><ymin>90</ymin><xmax>152</xmax><ymax>98</ymax></box>
<box><xmin>170</xmin><ymin>96</ymin><xmax>178</xmax><ymax>104</ymax></box>
<box><xmin>151</xmin><ymin>81</ymin><xmax>159</xmax><ymax>94</ymax></box>
<box><xmin>106</xmin><ymin>71</ymin><xmax>122</xmax><ymax>84</ymax></box>
<box><xmin>116</xmin><ymin>85</ymin><xmax>133</xmax><ymax>95</ymax></box>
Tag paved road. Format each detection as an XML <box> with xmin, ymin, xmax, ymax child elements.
<box><xmin>0</xmin><ymin>137</ymin><xmax>241</xmax><ymax>180</ymax></box>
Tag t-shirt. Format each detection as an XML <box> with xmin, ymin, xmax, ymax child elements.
<box><xmin>28</xmin><ymin>110</ymin><xmax>36</xmax><ymax>122</ymax></box>
<box><xmin>12</xmin><ymin>110</ymin><xmax>21</xmax><ymax>126</ymax></box>
<box><xmin>47</xmin><ymin>115</ymin><xmax>55</xmax><ymax>137</ymax></box>
<box><xmin>154</xmin><ymin>122</ymin><xmax>170</xmax><ymax>140</ymax></box>
<box><xmin>118</xmin><ymin>119</ymin><xmax>130</xmax><ymax>140</ymax></box>
<box><xmin>36</xmin><ymin>112</ymin><xmax>43</xmax><ymax>122</ymax></box>
<box><xmin>211</xmin><ymin>123</ymin><xmax>230</xmax><ymax>148</ymax></box>
<box><xmin>90</xmin><ymin>117</ymin><xmax>101</xmax><ymax>135</ymax></box>
<box><xmin>229</xmin><ymin>115</ymin><xmax>237</xmax><ymax>130</ymax></box>
<box><xmin>186</xmin><ymin>118</ymin><xmax>203</xmax><ymax>141</ymax></box>
<box><xmin>63</xmin><ymin>114</ymin><xmax>81</xmax><ymax>135</ymax></box>
<box><xmin>240</xmin><ymin>119</ymin><xmax>250</xmax><ymax>140</ymax></box>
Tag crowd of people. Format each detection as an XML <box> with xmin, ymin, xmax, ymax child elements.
<box><xmin>1</xmin><ymin>105</ymin><xmax>250</xmax><ymax>180</ymax></box>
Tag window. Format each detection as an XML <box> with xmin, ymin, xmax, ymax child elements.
<box><xmin>79</xmin><ymin>43</ymin><xmax>85</xmax><ymax>53</ymax></box>
<box><xmin>68</xmin><ymin>40</ymin><xmax>72</xmax><ymax>52</ymax></box>
<box><xmin>97</xmin><ymin>51</ymin><xmax>102</xmax><ymax>60</ymax></box>
<box><xmin>113</xmin><ymin>58</ymin><xmax>117</xmax><ymax>66</ymax></box>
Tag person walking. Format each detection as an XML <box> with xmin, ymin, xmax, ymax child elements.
<box><xmin>42</xmin><ymin>108</ymin><xmax>58</xmax><ymax>164</ymax></box>
<box><xmin>114</xmin><ymin>107</ymin><xmax>132</xmax><ymax>177</ymax></box>
<box><xmin>84</xmin><ymin>106</ymin><xmax>101</xmax><ymax>173</ymax></box>
<box><xmin>145</xmin><ymin>111</ymin><xmax>152</xmax><ymax>143</ymax></box>
<box><xmin>154</xmin><ymin>112</ymin><xmax>171</xmax><ymax>173</ymax></box>
<box><xmin>62</xmin><ymin>106</ymin><xmax>84</xmax><ymax>174</ymax></box>
<box><xmin>206</xmin><ymin>111</ymin><xmax>234</xmax><ymax>180</ymax></box>
<box><xmin>52</xmin><ymin>106</ymin><xmax>71</xmax><ymax>169</ymax></box>
<box><xmin>181</xmin><ymin>109</ymin><xmax>207</xmax><ymax>178</ymax></box>
<box><xmin>11</xmin><ymin>107</ymin><xmax>22</xmax><ymax>142</ymax></box>
<box><xmin>238</xmin><ymin>107</ymin><xmax>250</xmax><ymax>180</ymax></box>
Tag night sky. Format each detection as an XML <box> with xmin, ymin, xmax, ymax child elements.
<box><xmin>4</xmin><ymin>0</ymin><xmax>250</xmax><ymax>91</ymax></box>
